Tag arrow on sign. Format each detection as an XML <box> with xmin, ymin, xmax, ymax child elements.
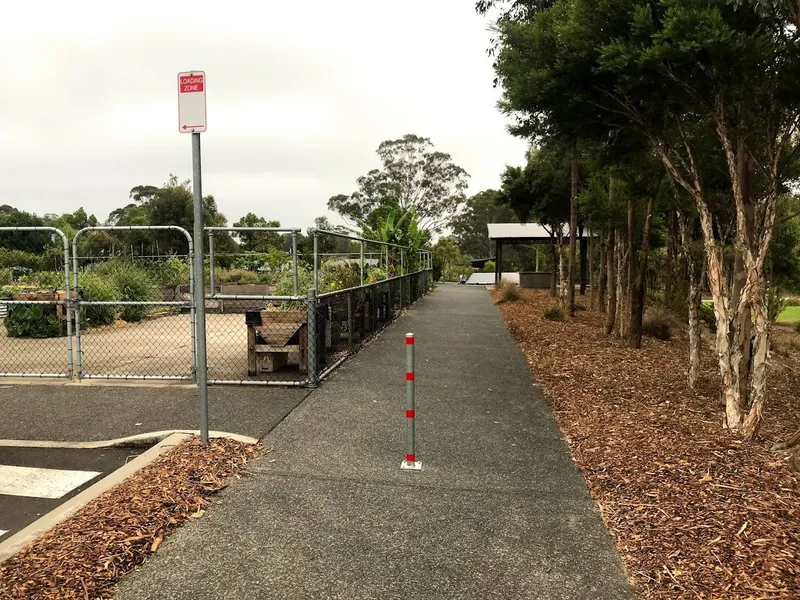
<box><xmin>182</xmin><ymin>125</ymin><xmax>204</xmax><ymax>130</ymax></box>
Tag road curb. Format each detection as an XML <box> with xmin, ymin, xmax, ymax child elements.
<box><xmin>0</xmin><ymin>433</ymin><xmax>190</xmax><ymax>564</ymax></box>
<box><xmin>0</xmin><ymin>430</ymin><xmax>259</xmax><ymax>449</ymax></box>
<box><xmin>0</xmin><ymin>431</ymin><xmax>258</xmax><ymax>565</ymax></box>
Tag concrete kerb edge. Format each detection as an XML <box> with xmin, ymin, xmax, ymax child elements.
<box><xmin>0</xmin><ymin>430</ymin><xmax>260</xmax><ymax>449</ymax></box>
<box><xmin>0</xmin><ymin>432</ymin><xmax>193</xmax><ymax>564</ymax></box>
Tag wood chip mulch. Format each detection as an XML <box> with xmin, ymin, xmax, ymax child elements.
<box><xmin>0</xmin><ymin>437</ymin><xmax>264</xmax><ymax>600</ymax></box>
<box><xmin>497</xmin><ymin>289</ymin><xmax>799</xmax><ymax>600</ymax></box>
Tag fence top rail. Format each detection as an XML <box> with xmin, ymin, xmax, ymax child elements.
<box><xmin>313</xmin><ymin>229</ymin><xmax>409</xmax><ymax>250</ymax></box>
<box><xmin>316</xmin><ymin>268</ymin><xmax>430</xmax><ymax>299</ymax></box>
<box><xmin>72</xmin><ymin>225</ymin><xmax>194</xmax><ymax>252</ymax></box>
<box><xmin>0</xmin><ymin>226</ymin><xmax>68</xmax><ymax>248</ymax></box>
<box><xmin>206</xmin><ymin>227</ymin><xmax>301</xmax><ymax>233</ymax></box>
<box><xmin>207</xmin><ymin>294</ymin><xmax>307</xmax><ymax>302</ymax></box>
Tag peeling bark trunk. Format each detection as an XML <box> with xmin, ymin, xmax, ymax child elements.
<box><xmin>589</xmin><ymin>230</ymin><xmax>595</xmax><ymax>310</ymax></box>
<box><xmin>616</xmin><ymin>229</ymin><xmax>627</xmax><ymax>339</ymax></box>
<box><xmin>568</xmin><ymin>148</ymin><xmax>579</xmax><ymax>316</ymax></box>
<box><xmin>580</xmin><ymin>233</ymin><xmax>588</xmax><ymax>296</ymax></box>
<box><xmin>557</xmin><ymin>228</ymin><xmax>566</xmax><ymax>305</ymax></box>
<box><xmin>665</xmin><ymin>211</ymin><xmax>676</xmax><ymax>310</ymax></box>
<box><xmin>630</xmin><ymin>197</ymin><xmax>655</xmax><ymax>349</ymax></box>
<box><xmin>599</xmin><ymin>235</ymin><xmax>607</xmax><ymax>314</ymax></box>
<box><xmin>678</xmin><ymin>212</ymin><xmax>702</xmax><ymax>389</ymax></box>
<box><xmin>549</xmin><ymin>242</ymin><xmax>558</xmax><ymax>297</ymax></box>
<box><xmin>605</xmin><ymin>229</ymin><xmax>617</xmax><ymax>336</ymax></box>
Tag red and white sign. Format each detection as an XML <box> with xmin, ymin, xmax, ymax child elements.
<box><xmin>178</xmin><ymin>71</ymin><xmax>207</xmax><ymax>133</ymax></box>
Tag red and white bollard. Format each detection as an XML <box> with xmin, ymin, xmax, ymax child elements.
<box><xmin>401</xmin><ymin>333</ymin><xmax>422</xmax><ymax>471</ymax></box>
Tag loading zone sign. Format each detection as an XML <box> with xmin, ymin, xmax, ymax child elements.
<box><xmin>178</xmin><ymin>71</ymin><xmax>207</xmax><ymax>133</ymax></box>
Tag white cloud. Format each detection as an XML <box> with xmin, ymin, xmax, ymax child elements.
<box><xmin>0</xmin><ymin>0</ymin><xmax>527</xmax><ymax>227</ymax></box>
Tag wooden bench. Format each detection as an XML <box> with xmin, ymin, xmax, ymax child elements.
<box><xmin>247</xmin><ymin>310</ymin><xmax>307</xmax><ymax>375</ymax></box>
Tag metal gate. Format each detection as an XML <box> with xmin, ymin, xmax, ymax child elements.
<box><xmin>0</xmin><ymin>227</ymin><xmax>74</xmax><ymax>378</ymax></box>
<box><xmin>72</xmin><ymin>226</ymin><xmax>196</xmax><ymax>381</ymax></box>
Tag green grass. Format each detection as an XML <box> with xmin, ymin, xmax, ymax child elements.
<box><xmin>701</xmin><ymin>299</ymin><xmax>800</xmax><ymax>323</ymax></box>
<box><xmin>777</xmin><ymin>306</ymin><xmax>800</xmax><ymax>323</ymax></box>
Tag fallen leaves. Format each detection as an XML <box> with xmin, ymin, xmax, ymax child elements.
<box><xmin>497</xmin><ymin>289</ymin><xmax>800</xmax><ymax>600</ymax></box>
<box><xmin>0</xmin><ymin>438</ymin><xmax>264</xmax><ymax>600</ymax></box>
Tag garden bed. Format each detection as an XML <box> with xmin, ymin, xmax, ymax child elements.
<box><xmin>0</xmin><ymin>438</ymin><xmax>264</xmax><ymax>600</ymax></box>
<box><xmin>496</xmin><ymin>289</ymin><xmax>799</xmax><ymax>599</ymax></box>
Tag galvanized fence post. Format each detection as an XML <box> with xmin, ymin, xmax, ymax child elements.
<box><xmin>313</xmin><ymin>231</ymin><xmax>319</xmax><ymax>292</ymax></box>
<box><xmin>208</xmin><ymin>230</ymin><xmax>216</xmax><ymax>297</ymax></box>
<box><xmin>306</xmin><ymin>288</ymin><xmax>318</xmax><ymax>387</ymax></box>
<box><xmin>347</xmin><ymin>291</ymin><xmax>354</xmax><ymax>355</ymax></box>
<box><xmin>360</xmin><ymin>241</ymin><xmax>365</xmax><ymax>286</ymax></box>
<box><xmin>292</xmin><ymin>230</ymin><xmax>299</xmax><ymax>297</ymax></box>
<box><xmin>401</xmin><ymin>333</ymin><xmax>421</xmax><ymax>471</ymax></box>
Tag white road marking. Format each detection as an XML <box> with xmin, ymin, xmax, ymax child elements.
<box><xmin>0</xmin><ymin>530</ymin><xmax>8</xmax><ymax>537</ymax></box>
<box><xmin>0</xmin><ymin>465</ymin><xmax>101</xmax><ymax>499</ymax></box>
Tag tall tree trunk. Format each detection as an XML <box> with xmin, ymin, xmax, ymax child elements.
<box><xmin>616</xmin><ymin>230</ymin><xmax>626</xmax><ymax>338</ymax></box>
<box><xmin>678</xmin><ymin>213</ymin><xmax>702</xmax><ymax>390</ymax></box>
<box><xmin>549</xmin><ymin>243</ymin><xmax>557</xmax><ymax>297</ymax></box>
<box><xmin>568</xmin><ymin>147</ymin><xmax>579</xmax><ymax>316</ymax></box>
<box><xmin>732</xmin><ymin>143</ymin><xmax>755</xmax><ymax>411</ymax></box>
<box><xmin>580</xmin><ymin>229</ymin><xmax>588</xmax><ymax>296</ymax></box>
<box><xmin>605</xmin><ymin>229</ymin><xmax>617</xmax><ymax>335</ymax></box>
<box><xmin>627</xmin><ymin>196</ymin><xmax>638</xmax><ymax>340</ymax></box>
<box><xmin>589</xmin><ymin>229</ymin><xmax>595</xmax><ymax>310</ymax></box>
<box><xmin>557</xmin><ymin>228</ymin><xmax>566</xmax><ymax>305</ymax></box>
<box><xmin>630</xmin><ymin>197</ymin><xmax>655</xmax><ymax>349</ymax></box>
<box><xmin>665</xmin><ymin>210</ymin><xmax>676</xmax><ymax>310</ymax></box>
<box><xmin>599</xmin><ymin>234</ymin><xmax>607</xmax><ymax>314</ymax></box>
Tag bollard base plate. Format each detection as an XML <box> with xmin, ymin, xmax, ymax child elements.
<box><xmin>400</xmin><ymin>460</ymin><xmax>423</xmax><ymax>471</ymax></box>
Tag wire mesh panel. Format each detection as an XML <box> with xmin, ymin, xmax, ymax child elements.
<box><xmin>73</xmin><ymin>226</ymin><xmax>195</xmax><ymax>381</ymax></box>
<box><xmin>205</xmin><ymin>297</ymin><xmax>309</xmax><ymax>385</ymax></box>
<box><xmin>0</xmin><ymin>298</ymin><xmax>72</xmax><ymax>377</ymax></box>
<box><xmin>0</xmin><ymin>227</ymin><xmax>73</xmax><ymax>378</ymax></box>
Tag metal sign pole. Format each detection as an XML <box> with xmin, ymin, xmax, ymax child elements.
<box><xmin>192</xmin><ymin>132</ymin><xmax>209</xmax><ymax>444</ymax></box>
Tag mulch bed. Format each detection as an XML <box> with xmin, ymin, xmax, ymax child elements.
<box><xmin>496</xmin><ymin>289</ymin><xmax>799</xmax><ymax>600</ymax></box>
<box><xmin>0</xmin><ymin>438</ymin><xmax>264</xmax><ymax>600</ymax></box>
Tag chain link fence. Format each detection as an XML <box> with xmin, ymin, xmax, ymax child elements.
<box><xmin>72</xmin><ymin>226</ymin><xmax>195</xmax><ymax>381</ymax></box>
<box><xmin>0</xmin><ymin>224</ymin><xmax>431</xmax><ymax>386</ymax></box>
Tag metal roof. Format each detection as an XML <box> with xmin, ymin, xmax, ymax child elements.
<box><xmin>487</xmin><ymin>223</ymin><xmax>593</xmax><ymax>242</ymax></box>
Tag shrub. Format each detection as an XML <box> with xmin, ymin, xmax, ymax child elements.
<box><xmin>0</xmin><ymin>268</ymin><xmax>12</xmax><ymax>286</ymax></box>
<box><xmin>108</xmin><ymin>262</ymin><xmax>158</xmax><ymax>322</ymax></box>
<box><xmin>643</xmin><ymin>308</ymin><xmax>673</xmax><ymax>341</ymax></box>
<box><xmin>542</xmin><ymin>304</ymin><xmax>565</xmax><ymax>321</ymax></box>
<box><xmin>32</xmin><ymin>271</ymin><xmax>65</xmax><ymax>290</ymax></box>
<box><xmin>217</xmin><ymin>269</ymin><xmax>261</xmax><ymax>284</ymax></box>
<box><xmin>785</xmin><ymin>296</ymin><xmax>800</xmax><ymax>307</ymax></box>
<box><xmin>494</xmin><ymin>280</ymin><xmax>520</xmax><ymax>304</ymax></box>
<box><xmin>150</xmin><ymin>257</ymin><xmax>190</xmax><ymax>288</ymax></box>
<box><xmin>483</xmin><ymin>260</ymin><xmax>496</xmax><ymax>273</ymax></box>
<box><xmin>273</xmin><ymin>268</ymin><xmax>314</xmax><ymax>309</ymax></box>
<box><xmin>320</xmin><ymin>260</ymin><xmax>360</xmax><ymax>293</ymax></box>
<box><xmin>699</xmin><ymin>302</ymin><xmax>717</xmax><ymax>333</ymax></box>
<box><xmin>5</xmin><ymin>304</ymin><xmax>62</xmax><ymax>338</ymax></box>
<box><xmin>79</xmin><ymin>272</ymin><xmax>118</xmax><ymax>326</ymax></box>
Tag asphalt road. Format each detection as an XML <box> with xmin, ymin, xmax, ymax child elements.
<box><xmin>0</xmin><ymin>384</ymin><xmax>310</xmax><ymax>442</ymax></box>
<box><xmin>0</xmin><ymin>446</ymin><xmax>142</xmax><ymax>541</ymax></box>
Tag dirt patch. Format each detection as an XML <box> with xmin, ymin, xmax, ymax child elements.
<box><xmin>497</xmin><ymin>289</ymin><xmax>799</xmax><ymax>599</ymax></box>
<box><xmin>0</xmin><ymin>438</ymin><xmax>264</xmax><ymax>600</ymax></box>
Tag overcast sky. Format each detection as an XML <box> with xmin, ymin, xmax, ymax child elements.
<box><xmin>0</xmin><ymin>0</ymin><xmax>527</xmax><ymax>229</ymax></box>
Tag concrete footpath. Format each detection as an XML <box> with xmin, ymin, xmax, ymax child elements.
<box><xmin>116</xmin><ymin>285</ymin><xmax>631</xmax><ymax>600</ymax></box>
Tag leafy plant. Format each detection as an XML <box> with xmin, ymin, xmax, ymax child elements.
<box><xmin>543</xmin><ymin>303</ymin><xmax>566</xmax><ymax>321</ymax></box>
<box><xmin>0</xmin><ymin>269</ymin><xmax>12</xmax><ymax>286</ymax></box>
<box><xmin>494</xmin><ymin>280</ymin><xmax>520</xmax><ymax>304</ymax></box>
<box><xmin>483</xmin><ymin>260</ymin><xmax>496</xmax><ymax>273</ymax></box>
<box><xmin>5</xmin><ymin>305</ymin><xmax>61</xmax><ymax>338</ymax></box>
<box><xmin>150</xmin><ymin>256</ymin><xmax>190</xmax><ymax>288</ymax></box>
<box><xmin>320</xmin><ymin>260</ymin><xmax>360</xmax><ymax>293</ymax></box>
<box><xmin>109</xmin><ymin>262</ymin><xmax>158</xmax><ymax>322</ymax></box>
<box><xmin>79</xmin><ymin>272</ymin><xmax>118</xmax><ymax>326</ymax></box>
<box><xmin>699</xmin><ymin>303</ymin><xmax>717</xmax><ymax>333</ymax></box>
<box><xmin>643</xmin><ymin>308</ymin><xmax>673</xmax><ymax>341</ymax></box>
